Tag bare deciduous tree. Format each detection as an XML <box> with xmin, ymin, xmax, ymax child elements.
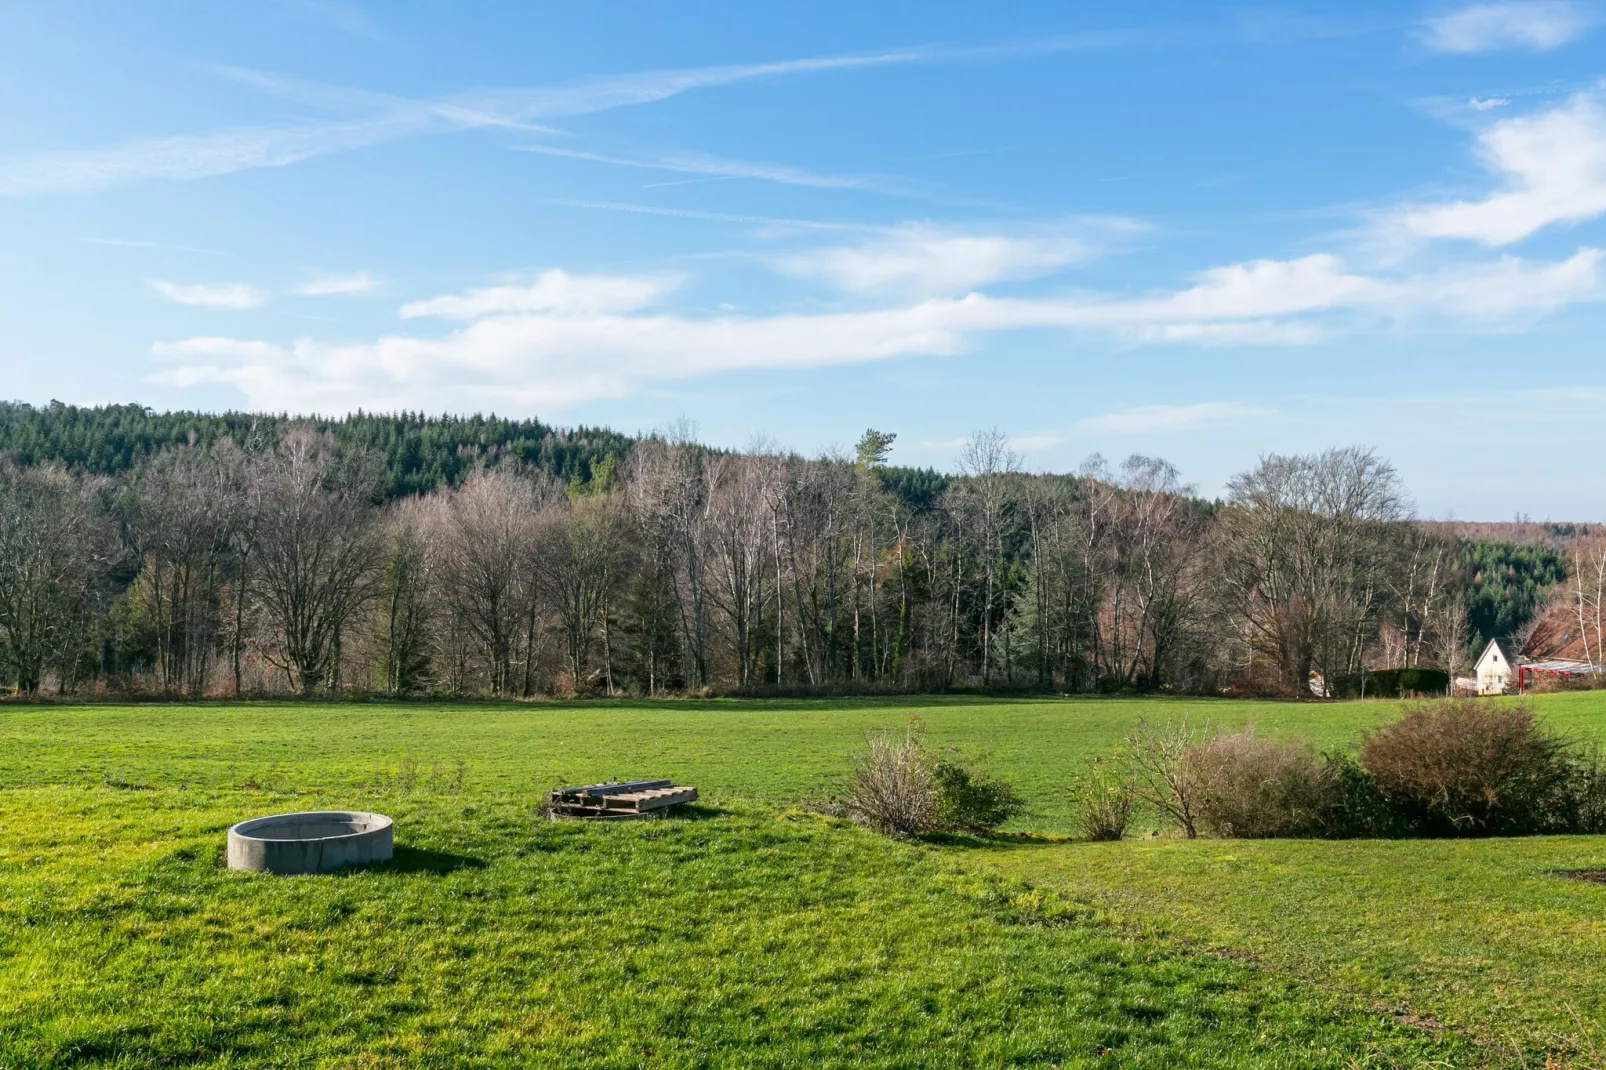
<box><xmin>248</xmin><ymin>430</ymin><xmax>385</xmax><ymax>693</ymax></box>
<box><xmin>126</xmin><ymin>444</ymin><xmax>238</xmax><ymax>694</ymax></box>
<box><xmin>539</xmin><ymin>490</ymin><xmax>629</xmax><ymax>692</ymax></box>
<box><xmin>955</xmin><ymin>428</ymin><xmax>1021</xmax><ymax>685</ymax></box>
<box><xmin>378</xmin><ymin>498</ymin><xmax>434</xmax><ymax>695</ymax></box>
<box><xmin>0</xmin><ymin>462</ymin><xmax>116</xmax><ymax>694</ymax></box>
<box><xmin>1216</xmin><ymin>447</ymin><xmax>1407</xmax><ymax>695</ymax></box>
<box><xmin>432</xmin><ymin>467</ymin><xmax>546</xmax><ymax>695</ymax></box>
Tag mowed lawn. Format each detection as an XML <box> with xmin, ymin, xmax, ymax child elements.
<box><xmin>1</xmin><ymin>694</ymin><xmax>1604</xmax><ymax>1067</ymax></box>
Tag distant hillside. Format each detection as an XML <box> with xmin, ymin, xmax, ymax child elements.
<box><xmin>0</xmin><ymin>401</ymin><xmax>954</xmax><ymax>510</ymax></box>
<box><xmin>1419</xmin><ymin>520</ymin><xmax>1600</xmax><ymax>546</ymax></box>
<box><xmin>0</xmin><ymin>401</ymin><xmax>634</xmax><ymax>499</ymax></box>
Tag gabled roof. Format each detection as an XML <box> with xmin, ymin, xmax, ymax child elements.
<box><xmin>1478</xmin><ymin>637</ymin><xmax>1518</xmax><ymax>668</ymax></box>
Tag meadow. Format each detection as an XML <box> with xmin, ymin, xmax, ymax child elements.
<box><xmin>3</xmin><ymin>693</ymin><xmax>1606</xmax><ymax>1066</ymax></box>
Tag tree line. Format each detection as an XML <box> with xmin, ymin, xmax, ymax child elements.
<box><xmin>0</xmin><ymin>401</ymin><xmax>633</xmax><ymax>499</ymax></box>
<box><xmin>0</xmin><ymin>415</ymin><xmax>1551</xmax><ymax>699</ymax></box>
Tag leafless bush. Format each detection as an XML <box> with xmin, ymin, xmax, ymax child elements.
<box><xmin>1071</xmin><ymin>757</ymin><xmax>1136</xmax><ymax>841</ymax></box>
<box><xmin>844</xmin><ymin>729</ymin><xmax>938</xmax><ymax>836</ymax></box>
<box><xmin>1124</xmin><ymin>717</ymin><xmax>1213</xmax><ymax>837</ymax></box>
<box><xmin>1188</xmin><ymin>729</ymin><xmax>1334</xmax><ymax>838</ymax></box>
<box><xmin>1361</xmin><ymin>699</ymin><xmax>1574</xmax><ymax>836</ymax></box>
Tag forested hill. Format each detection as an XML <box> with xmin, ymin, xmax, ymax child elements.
<box><xmin>1454</xmin><ymin>539</ymin><xmax>1567</xmax><ymax>654</ymax></box>
<box><xmin>0</xmin><ymin>402</ymin><xmax>1574</xmax><ymax>655</ymax></box>
<box><xmin>0</xmin><ymin>401</ymin><xmax>634</xmax><ymax>498</ymax></box>
<box><xmin>0</xmin><ymin>400</ymin><xmax>956</xmax><ymax>506</ymax></box>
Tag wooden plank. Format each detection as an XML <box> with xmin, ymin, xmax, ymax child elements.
<box><xmin>551</xmin><ymin>779</ymin><xmax>670</xmax><ymax>803</ymax></box>
<box><xmin>600</xmin><ymin>786</ymin><xmax>698</xmax><ymax>812</ymax></box>
<box><xmin>549</xmin><ymin>780</ymin><xmax>695</xmax><ymax>819</ymax></box>
<box><xmin>637</xmin><ymin>787</ymin><xmax>696</xmax><ymax>812</ymax></box>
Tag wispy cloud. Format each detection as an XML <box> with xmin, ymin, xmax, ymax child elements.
<box><xmin>0</xmin><ymin>34</ymin><xmax>1153</xmax><ymax>199</ymax></box>
<box><xmin>1007</xmin><ymin>433</ymin><xmax>1067</xmax><ymax>452</ymax></box>
<box><xmin>1470</xmin><ymin>96</ymin><xmax>1509</xmax><ymax>110</ymax></box>
<box><xmin>294</xmin><ymin>271</ymin><xmax>379</xmax><ymax>296</ymax></box>
<box><xmin>399</xmin><ymin>270</ymin><xmax>680</xmax><ymax>320</ymax></box>
<box><xmin>279</xmin><ymin>0</ymin><xmax>393</xmax><ymax>44</ymax></box>
<box><xmin>515</xmin><ymin>143</ymin><xmax>910</xmax><ymax>195</ymax></box>
<box><xmin>81</xmin><ymin>236</ymin><xmax>220</xmax><ymax>254</ymax></box>
<box><xmin>544</xmin><ymin>198</ymin><xmax>873</xmax><ymax>231</ymax></box>
<box><xmin>1077</xmin><ymin>401</ymin><xmax>1274</xmax><ymax>433</ymax></box>
<box><xmin>0</xmin><ymin>117</ymin><xmax>433</xmax><ymax>197</ymax></box>
<box><xmin>774</xmin><ymin>220</ymin><xmax>1132</xmax><ymax>296</ymax></box>
<box><xmin>148</xmin><ymin>240</ymin><xmax>1604</xmax><ymax>412</ymax></box>
<box><xmin>149</xmin><ymin>280</ymin><xmax>267</xmax><ymax>310</ymax></box>
<box><xmin>1389</xmin><ymin>89</ymin><xmax>1606</xmax><ymax>245</ymax></box>
<box><xmin>0</xmin><ymin>49</ymin><xmax>940</xmax><ymax>197</ymax></box>
<box><xmin>1421</xmin><ymin>2</ymin><xmax>1589</xmax><ymax>53</ymax></box>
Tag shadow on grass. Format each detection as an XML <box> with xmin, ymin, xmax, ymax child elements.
<box><xmin>367</xmin><ymin>845</ymin><xmax>488</xmax><ymax>875</ymax></box>
<box><xmin>664</xmin><ymin>803</ymin><xmax>726</xmax><ymax>822</ymax></box>
<box><xmin>923</xmin><ymin>829</ymin><xmax>1077</xmax><ymax>852</ymax></box>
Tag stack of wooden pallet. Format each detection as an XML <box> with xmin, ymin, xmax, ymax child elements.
<box><xmin>548</xmin><ymin>779</ymin><xmax>698</xmax><ymax>819</ymax></box>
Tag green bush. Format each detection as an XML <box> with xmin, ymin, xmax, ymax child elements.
<box><xmin>1312</xmin><ymin>754</ymin><xmax>1400</xmax><ymax>838</ymax></box>
<box><xmin>1329</xmin><ymin>667</ymin><xmax>1450</xmax><ymax>699</ymax></box>
<box><xmin>933</xmin><ymin>760</ymin><xmax>1025</xmax><ymax>832</ymax></box>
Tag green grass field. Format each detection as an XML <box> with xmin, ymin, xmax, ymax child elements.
<box><xmin>3</xmin><ymin>693</ymin><xmax>1605</xmax><ymax>1067</ymax></box>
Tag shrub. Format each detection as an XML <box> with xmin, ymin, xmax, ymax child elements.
<box><xmin>1071</xmin><ymin>757</ymin><xmax>1136</xmax><ymax>841</ymax></box>
<box><xmin>1125</xmin><ymin>718</ymin><xmax>1213</xmax><ymax>838</ymax></box>
<box><xmin>1557</xmin><ymin>743</ymin><xmax>1606</xmax><ymax>834</ymax></box>
<box><xmin>843</xmin><ymin>729</ymin><xmax>938</xmax><ymax>836</ymax></box>
<box><xmin>1329</xmin><ymin>667</ymin><xmax>1450</xmax><ymax>699</ymax></box>
<box><xmin>1186</xmin><ymin>729</ymin><xmax>1335</xmax><ymax>838</ymax></box>
<box><xmin>1312</xmin><ymin>753</ymin><xmax>1399</xmax><ymax>839</ymax></box>
<box><xmin>933</xmin><ymin>760</ymin><xmax>1025</xmax><ymax>832</ymax></box>
<box><xmin>1360</xmin><ymin>699</ymin><xmax>1575</xmax><ymax>836</ymax></box>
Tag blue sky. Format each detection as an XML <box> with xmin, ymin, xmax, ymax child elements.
<box><xmin>2</xmin><ymin>1</ymin><xmax>1605</xmax><ymax>517</ymax></box>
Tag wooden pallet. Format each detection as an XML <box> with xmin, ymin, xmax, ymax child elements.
<box><xmin>549</xmin><ymin>780</ymin><xmax>698</xmax><ymax>818</ymax></box>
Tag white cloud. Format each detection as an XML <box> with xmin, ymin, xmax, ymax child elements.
<box><xmin>1126</xmin><ymin>320</ymin><xmax>1328</xmax><ymax>345</ymax></box>
<box><xmin>1421</xmin><ymin>2</ymin><xmax>1588</xmax><ymax>53</ymax></box>
<box><xmin>148</xmin><ymin>280</ymin><xmax>267</xmax><ymax>310</ymax></box>
<box><xmin>1077</xmin><ymin>401</ymin><xmax>1275</xmax><ymax>433</ymax></box>
<box><xmin>1128</xmin><ymin>254</ymin><xmax>1381</xmax><ymax>318</ymax></box>
<box><xmin>398</xmin><ymin>270</ymin><xmax>680</xmax><ymax>320</ymax></box>
<box><xmin>1392</xmin><ymin>91</ymin><xmax>1606</xmax><ymax>245</ymax></box>
<box><xmin>148</xmin><ymin>244</ymin><xmax>1604</xmax><ymax>412</ymax></box>
<box><xmin>1470</xmin><ymin>96</ymin><xmax>1509</xmax><ymax>110</ymax></box>
<box><xmin>1391</xmin><ymin>247</ymin><xmax>1603</xmax><ymax>316</ymax></box>
<box><xmin>775</xmin><ymin>222</ymin><xmax>1116</xmax><ymax>296</ymax></box>
<box><xmin>295</xmin><ymin>271</ymin><xmax>379</xmax><ymax>296</ymax></box>
<box><xmin>1008</xmin><ymin>434</ymin><xmax>1067</xmax><ymax>452</ymax></box>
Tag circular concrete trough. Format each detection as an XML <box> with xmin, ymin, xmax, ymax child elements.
<box><xmin>227</xmin><ymin>811</ymin><xmax>393</xmax><ymax>875</ymax></box>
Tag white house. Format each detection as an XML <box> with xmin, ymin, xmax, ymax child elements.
<box><xmin>1474</xmin><ymin>635</ymin><xmax>1599</xmax><ymax>694</ymax></box>
<box><xmin>1475</xmin><ymin>638</ymin><xmax>1517</xmax><ymax>695</ymax></box>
